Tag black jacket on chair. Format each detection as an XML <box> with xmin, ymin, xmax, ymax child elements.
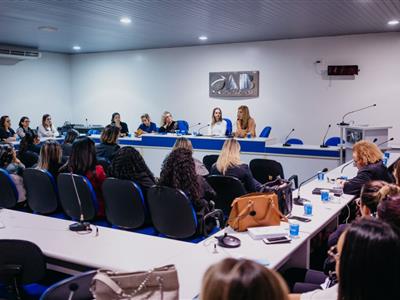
<box><xmin>95</xmin><ymin>143</ymin><xmax>120</xmax><ymax>161</ymax></box>
<box><xmin>343</xmin><ymin>161</ymin><xmax>394</xmax><ymax>195</ymax></box>
<box><xmin>210</xmin><ymin>163</ymin><xmax>262</xmax><ymax>193</ymax></box>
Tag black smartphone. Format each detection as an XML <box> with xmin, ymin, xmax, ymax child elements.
<box><xmin>288</xmin><ymin>215</ymin><xmax>311</xmax><ymax>222</ymax></box>
<box><xmin>263</xmin><ymin>236</ymin><xmax>291</xmax><ymax>244</ymax></box>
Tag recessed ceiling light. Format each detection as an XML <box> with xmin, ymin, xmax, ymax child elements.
<box><xmin>198</xmin><ymin>35</ymin><xmax>208</xmax><ymax>41</ymax></box>
<box><xmin>72</xmin><ymin>45</ymin><xmax>81</xmax><ymax>51</ymax></box>
<box><xmin>38</xmin><ymin>26</ymin><xmax>58</xmax><ymax>32</ymax></box>
<box><xmin>388</xmin><ymin>19</ymin><xmax>399</xmax><ymax>26</ymax></box>
<box><xmin>120</xmin><ymin>17</ymin><xmax>132</xmax><ymax>24</ymax></box>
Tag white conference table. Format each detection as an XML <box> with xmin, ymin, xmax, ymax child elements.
<box><xmin>1</xmin><ymin>153</ymin><xmax>398</xmax><ymax>299</ymax></box>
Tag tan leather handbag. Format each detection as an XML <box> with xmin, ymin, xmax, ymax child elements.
<box><xmin>228</xmin><ymin>192</ymin><xmax>288</xmax><ymax>232</ymax></box>
<box><xmin>90</xmin><ymin>265</ymin><xmax>179</xmax><ymax>300</ymax></box>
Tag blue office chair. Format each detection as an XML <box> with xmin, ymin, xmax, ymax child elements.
<box><xmin>40</xmin><ymin>270</ymin><xmax>97</xmax><ymax>300</ymax></box>
<box><xmin>102</xmin><ymin>178</ymin><xmax>148</xmax><ymax>229</ymax></box>
<box><xmin>324</xmin><ymin>136</ymin><xmax>343</xmax><ymax>147</ymax></box>
<box><xmin>206</xmin><ymin>175</ymin><xmax>246</xmax><ymax>215</ymax></box>
<box><xmin>0</xmin><ymin>168</ymin><xmax>18</xmax><ymax>209</ymax></box>
<box><xmin>223</xmin><ymin>118</ymin><xmax>232</xmax><ymax>136</ymax></box>
<box><xmin>176</xmin><ymin>120</ymin><xmax>189</xmax><ymax>133</ymax></box>
<box><xmin>57</xmin><ymin>173</ymin><xmax>98</xmax><ymax>221</ymax></box>
<box><xmin>286</xmin><ymin>138</ymin><xmax>304</xmax><ymax>145</ymax></box>
<box><xmin>259</xmin><ymin>126</ymin><xmax>272</xmax><ymax>138</ymax></box>
<box><xmin>0</xmin><ymin>239</ymin><xmax>48</xmax><ymax>299</ymax></box>
<box><xmin>23</xmin><ymin>168</ymin><xmax>59</xmax><ymax>214</ymax></box>
<box><xmin>87</xmin><ymin>129</ymin><xmax>100</xmax><ymax>136</ymax></box>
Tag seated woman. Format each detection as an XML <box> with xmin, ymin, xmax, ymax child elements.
<box><xmin>16</xmin><ymin>116</ymin><xmax>34</xmax><ymax>139</ymax></box>
<box><xmin>378</xmin><ymin>193</ymin><xmax>400</xmax><ymax>230</ymax></box>
<box><xmin>17</xmin><ymin>131</ymin><xmax>41</xmax><ymax>168</ymax></box>
<box><xmin>108</xmin><ymin>146</ymin><xmax>156</xmax><ymax>198</ymax></box>
<box><xmin>210</xmin><ymin>138</ymin><xmax>261</xmax><ymax>192</ymax></box>
<box><xmin>111</xmin><ymin>112</ymin><xmax>129</xmax><ymax>137</ymax></box>
<box><xmin>234</xmin><ymin>105</ymin><xmax>256</xmax><ymax>138</ymax></box>
<box><xmin>38</xmin><ymin>114</ymin><xmax>59</xmax><ymax>138</ymax></box>
<box><xmin>60</xmin><ymin>137</ymin><xmax>107</xmax><ymax>217</ymax></box>
<box><xmin>0</xmin><ymin>115</ymin><xmax>17</xmax><ymax>142</ymax></box>
<box><xmin>37</xmin><ymin>140</ymin><xmax>63</xmax><ymax>178</ymax></box>
<box><xmin>208</xmin><ymin>107</ymin><xmax>227</xmax><ymax>137</ymax></box>
<box><xmin>61</xmin><ymin>129</ymin><xmax>79</xmax><ymax>157</ymax></box>
<box><xmin>173</xmin><ymin>137</ymin><xmax>208</xmax><ymax>176</ymax></box>
<box><xmin>341</xmin><ymin>140</ymin><xmax>394</xmax><ymax>195</ymax></box>
<box><xmin>290</xmin><ymin>218</ymin><xmax>400</xmax><ymax>300</ymax></box>
<box><xmin>158</xmin><ymin>111</ymin><xmax>177</xmax><ymax>133</ymax></box>
<box><xmin>159</xmin><ymin>148</ymin><xmax>216</xmax><ymax>217</ymax></box>
<box><xmin>201</xmin><ymin>258</ymin><xmax>289</xmax><ymax>300</ymax></box>
<box><xmin>95</xmin><ymin>125</ymin><xmax>120</xmax><ymax>161</ymax></box>
<box><xmin>137</xmin><ymin>113</ymin><xmax>157</xmax><ymax>133</ymax></box>
<box><xmin>0</xmin><ymin>144</ymin><xmax>26</xmax><ymax>204</ymax></box>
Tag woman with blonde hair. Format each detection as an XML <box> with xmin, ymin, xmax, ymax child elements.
<box><xmin>209</xmin><ymin>107</ymin><xmax>227</xmax><ymax>136</ymax></box>
<box><xmin>173</xmin><ymin>137</ymin><xmax>208</xmax><ymax>176</ymax></box>
<box><xmin>342</xmin><ymin>140</ymin><xmax>394</xmax><ymax>195</ymax></box>
<box><xmin>201</xmin><ymin>258</ymin><xmax>289</xmax><ymax>300</ymax></box>
<box><xmin>234</xmin><ymin>105</ymin><xmax>256</xmax><ymax>138</ymax></box>
<box><xmin>37</xmin><ymin>140</ymin><xmax>63</xmax><ymax>178</ymax></box>
<box><xmin>159</xmin><ymin>111</ymin><xmax>177</xmax><ymax>133</ymax></box>
<box><xmin>210</xmin><ymin>139</ymin><xmax>261</xmax><ymax>192</ymax></box>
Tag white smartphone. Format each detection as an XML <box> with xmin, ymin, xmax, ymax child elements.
<box><xmin>263</xmin><ymin>236</ymin><xmax>291</xmax><ymax>244</ymax></box>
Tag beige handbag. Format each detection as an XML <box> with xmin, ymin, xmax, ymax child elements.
<box><xmin>228</xmin><ymin>192</ymin><xmax>288</xmax><ymax>232</ymax></box>
<box><xmin>90</xmin><ymin>265</ymin><xmax>179</xmax><ymax>300</ymax></box>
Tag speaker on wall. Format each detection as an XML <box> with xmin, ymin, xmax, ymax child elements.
<box><xmin>327</xmin><ymin>65</ymin><xmax>359</xmax><ymax>76</ymax></box>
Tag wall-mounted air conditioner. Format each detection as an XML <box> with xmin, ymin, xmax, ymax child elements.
<box><xmin>0</xmin><ymin>44</ymin><xmax>41</xmax><ymax>65</ymax></box>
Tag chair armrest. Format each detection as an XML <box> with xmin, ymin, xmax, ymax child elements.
<box><xmin>202</xmin><ymin>209</ymin><xmax>225</xmax><ymax>237</ymax></box>
<box><xmin>288</xmin><ymin>174</ymin><xmax>299</xmax><ymax>189</ymax></box>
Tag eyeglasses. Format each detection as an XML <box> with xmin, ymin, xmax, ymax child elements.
<box><xmin>327</xmin><ymin>245</ymin><xmax>340</xmax><ymax>261</ymax></box>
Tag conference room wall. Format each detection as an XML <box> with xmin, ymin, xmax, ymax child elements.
<box><xmin>0</xmin><ymin>52</ymin><xmax>72</xmax><ymax>129</ymax></box>
<box><xmin>69</xmin><ymin>32</ymin><xmax>399</xmax><ymax>144</ymax></box>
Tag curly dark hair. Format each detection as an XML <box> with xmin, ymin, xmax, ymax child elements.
<box><xmin>19</xmin><ymin>131</ymin><xmax>39</xmax><ymax>154</ymax></box>
<box><xmin>108</xmin><ymin>146</ymin><xmax>155</xmax><ymax>182</ymax></box>
<box><xmin>159</xmin><ymin>148</ymin><xmax>200</xmax><ymax>200</ymax></box>
<box><xmin>0</xmin><ymin>143</ymin><xmax>14</xmax><ymax>168</ymax></box>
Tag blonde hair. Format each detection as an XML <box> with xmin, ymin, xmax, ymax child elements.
<box><xmin>211</xmin><ymin>107</ymin><xmax>223</xmax><ymax>126</ymax></box>
<box><xmin>216</xmin><ymin>139</ymin><xmax>241</xmax><ymax>174</ymax></box>
<box><xmin>353</xmin><ymin>140</ymin><xmax>383</xmax><ymax>166</ymax></box>
<box><xmin>37</xmin><ymin>140</ymin><xmax>62</xmax><ymax>170</ymax></box>
<box><xmin>237</xmin><ymin>105</ymin><xmax>251</xmax><ymax>130</ymax></box>
<box><xmin>160</xmin><ymin>111</ymin><xmax>173</xmax><ymax>126</ymax></box>
<box><xmin>173</xmin><ymin>137</ymin><xmax>193</xmax><ymax>152</ymax></box>
<box><xmin>201</xmin><ymin>258</ymin><xmax>289</xmax><ymax>300</ymax></box>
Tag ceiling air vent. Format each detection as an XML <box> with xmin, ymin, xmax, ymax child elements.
<box><xmin>0</xmin><ymin>44</ymin><xmax>41</xmax><ymax>65</ymax></box>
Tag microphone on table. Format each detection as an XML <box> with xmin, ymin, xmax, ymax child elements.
<box><xmin>67</xmin><ymin>283</ymin><xmax>79</xmax><ymax>300</ymax></box>
<box><xmin>196</xmin><ymin>124</ymin><xmax>210</xmax><ymax>136</ymax></box>
<box><xmin>283</xmin><ymin>128</ymin><xmax>295</xmax><ymax>147</ymax></box>
<box><xmin>85</xmin><ymin>118</ymin><xmax>89</xmax><ymax>128</ymax></box>
<box><xmin>188</xmin><ymin>122</ymin><xmax>201</xmax><ymax>129</ymax></box>
<box><xmin>340</xmin><ymin>138</ymin><xmax>378</xmax><ymax>173</ymax></box>
<box><xmin>377</xmin><ymin>137</ymin><xmax>394</xmax><ymax>147</ymax></box>
<box><xmin>68</xmin><ymin>173</ymin><xmax>91</xmax><ymax>232</ymax></box>
<box><xmin>338</xmin><ymin>104</ymin><xmax>376</xmax><ymax>126</ymax></box>
<box><xmin>320</xmin><ymin>124</ymin><xmax>331</xmax><ymax>148</ymax></box>
<box><xmin>295</xmin><ymin>168</ymin><xmax>328</xmax><ymax>206</ymax></box>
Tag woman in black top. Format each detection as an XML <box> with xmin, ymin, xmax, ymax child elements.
<box><xmin>0</xmin><ymin>115</ymin><xmax>17</xmax><ymax>142</ymax></box>
<box><xmin>108</xmin><ymin>146</ymin><xmax>156</xmax><ymax>198</ymax></box>
<box><xmin>17</xmin><ymin>131</ymin><xmax>40</xmax><ymax>167</ymax></box>
<box><xmin>95</xmin><ymin>125</ymin><xmax>120</xmax><ymax>162</ymax></box>
<box><xmin>158</xmin><ymin>111</ymin><xmax>177</xmax><ymax>133</ymax></box>
<box><xmin>159</xmin><ymin>148</ymin><xmax>216</xmax><ymax>214</ymax></box>
<box><xmin>341</xmin><ymin>140</ymin><xmax>394</xmax><ymax>195</ymax></box>
<box><xmin>16</xmin><ymin>116</ymin><xmax>34</xmax><ymax>139</ymax></box>
<box><xmin>210</xmin><ymin>138</ymin><xmax>261</xmax><ymax>192</ymax></box>
<box><xmin>62</xmin><ymin>129</ymin><xmax>79</xmax><ymax>157</ymax></box>
<box><xmin>111</xmin><ymin>112</ymin><xmax>129</xmax><ymax>137</ymax></box>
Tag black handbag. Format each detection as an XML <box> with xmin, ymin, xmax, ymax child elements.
<box><xmin>260</xmin><ymin>177</ymin><xmax>293</xmax><ymax>215</ymax></box>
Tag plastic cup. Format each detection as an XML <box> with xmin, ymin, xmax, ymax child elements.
<box><xmin>304</xmin><ymin>201</ymin><xmax>313</xmax><ymax>216</ymax></box>
<box><xmin>317</xmin><ymin>171</ymin><xmax>325</xmax><ymax>181</ymax></box>
<box><xmin>289</xmin><ymin>222</ymin><xmax>300</xmax><ymax>238</ymax></box>
<box><xmin>384</xmin><ymin>152</ymin><xmax>390</xmax><ymax>159</ymax></box>
<box><xmin>321</xmin><ymin>189</ymin><xmax>330</xmax><ymax>202</ymax></box>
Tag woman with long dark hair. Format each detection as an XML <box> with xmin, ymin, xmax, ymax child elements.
<box><xmin>17</xmin><ymin>131</ymin><xmax>40</xmax><ymax>167</ymax></box>
<box><xmin>159</xmin><ymin>148</ymin><xmax>215</xmax><ymax>214</ymax></box>
<box><xmin>62</xmin><ymin>129</ymin><xmax>79</xmax><ymax>157</ymax></box>
<box><xmin>38</xmin><ymin>114</ymin><xmax>59</xmax><ymax>138</ymax></box>
<box><xmin>111</xmin><ymin>112</ymin><xmax>129</xmax><ymax>137</ymax></box>
<box><xmin>108</xmin><ymin>146</ymin><xmax>155</xmax><ymax>197</ymax></box>
<box><xmin>60</xmin><ymin>137</ymin><xmax>106</xmax><ymax>216</ymax></box>
<box><xmin>37</xmin><ymin>140</ymin><xmax>63</xmax><ymax>178</ymax></box>
<box><xmin>16</xmin><ymin>116</ymin><xmax>34</xmax><ymax>139</ymax></box>
<box><xmin>0</xmin><ymin>115</ymin><xmax>17</xmax><ymax>142</ymax></box>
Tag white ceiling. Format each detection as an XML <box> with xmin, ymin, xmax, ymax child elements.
<box><xmin>0</xmin><ymin>0</ymin><xmax>399</xmax><ymax>53</ymax></box>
